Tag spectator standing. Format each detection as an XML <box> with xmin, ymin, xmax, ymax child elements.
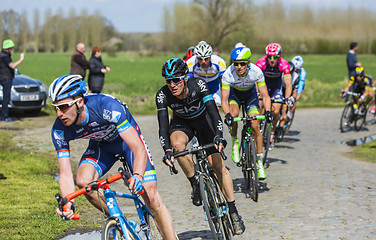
<box><xmin>70</xmin><ymin>43</ymin><xmax>89</xmax><ymax>79</ymax></box>
<box><xmin>347</xmin><ymin>42</ymin><xmax>361</xmax><ymax>79</ymax></box>
<box><xmin>0</xmin><ymin>39</ymin><xmax>24</xmax><ymax>122</ymax></box>
<box><xmin>88</xmin><ymin>46</ymin><xmax>110</xmax><ymax>93</ymax></box>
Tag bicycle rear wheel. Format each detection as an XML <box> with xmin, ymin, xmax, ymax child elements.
<box><xmin>210</xmin><ymin>173</ymin><xmax>233</xmax><ymax>240</ymax></box>
<box><xmin>199</xmin><ymin>174</ymin><xmax>227</xmax><ymax>240</ymax></box>
<box><xmin>355</xmin><ymin>103</ymin><xmax>367</xmax><ymax>131</ymax></box>
<box><xmin>102</xmin><ymin>218</ymin><xmax>129</xmax><ymax>240</ymax></box>
<box><xmin>262</xmin><ymin>121</ymin><xmax>271</xmax><ymax>168</ymax></box>
<box><xmin>241</xmin><ymin>139</ymin><xmax>258</xmax><ymax>201</ymax></box>
<box><xmin>143</xmin><ymin>211</ymin><xmax>160</xmax><ymax>240</ymax></box>
<box><xmin>365</xmin><ymin>100</ymin><xmax>376</xmax><ymax>126</ymax></box>
<box><xmin>340</xmin><ymin>104</ymin><xmax>353</xmax><ymax>132</ymax></box>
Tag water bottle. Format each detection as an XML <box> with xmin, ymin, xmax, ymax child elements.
<box><xmin>129</xmin><ymin>221</ymin><xmax>147</xmax><ymax>240</ymax></box>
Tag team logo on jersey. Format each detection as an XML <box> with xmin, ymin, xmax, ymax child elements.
<box><xmin>159</xmin><ymin>136</ymin><xmax>165</xmax><ymax>147</ymax></box>
<box><xmin>103</xmin><ymin>109</ymin><xmax>111</xmax><ymax>121</ymax></box>
<box><xmin>175</xmin><ymin>102</ymin><xmax>202</xmax><ymax>114</ymax></box>
<box><xmin>111</xmin><ymin>111</ymin><xmax>121</xmax><ymax>123</ymax></box>
<box><xmin>197</xmin><ymin>79</ymin><xmax>207</xmax><ymax>92</ymax></box>
<box><xmin>76</xmin><ymin>128</ymin><xmax>84</xmax><ymax>134</ymax></box>
<box><xmin>217</xmin><ymin>120</ymin><xmax>223</xmax><ymax>132</ymax></box>
<box><xmin>84</xmin><ymin>149</ymin><xmax>95</xmax><ymax>155</ymax></box>
<box><xmin>156</xmin><ymin>92</ymin><xmax>165</xmax><ymax>104</ymax></box>
<box><xmin>192</xmin><ymin>91</ymin><xmax>196</xmax><ymax>97</ymax></box>
<box><xmin>53</xmin><ymin>130</ymin><xmax>65</xmax><ymax>140</ymax></box>
<box><xmin>89</xmin><ymin>122</ymin><xmax>99</xmax><ymax>127</ymax></box>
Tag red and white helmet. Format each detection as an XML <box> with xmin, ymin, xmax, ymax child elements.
<box><xmin>265</xmin><ymin>43</ymin><xmax>282</xmax><ymax>56</ymax></box>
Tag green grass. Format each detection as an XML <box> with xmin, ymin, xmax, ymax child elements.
<box><xmin>0</xmin><ymin>131</ymin><xmax>101</xmax><ymax>240</ymax></box>
<box><xmin>351</xmin><ymin>140</ymin><xmax>376</xmax><ymax>163</ymax></box>
<box><xmin>15</xmin><ymin>52</ymin><xmax>376</xmax><ymax>114</ymax></box>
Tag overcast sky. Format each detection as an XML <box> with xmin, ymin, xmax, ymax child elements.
<box><xmin>3</xmin><ymin>0</ymin><xmax>376</xmax><ymax>33</ymax></box>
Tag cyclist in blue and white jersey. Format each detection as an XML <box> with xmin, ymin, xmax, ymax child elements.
<box><xmin>221</xmin><ymin>47</ymin><xmax>272</xmax><ymax>180</ymax></box>
<box><xmin>50</xmin><ymin>75</ymin><xmax>177</xmax><ymax>240</ymax></box>
<box><xmin>186</xmin><ymin>41</ymin><xmax>227</xmax><ymax>107</ymax></box>
<box><xmin>291</xmin><ymin>56</ymin><xmax>307</xmax><ymax>102</ymax></box>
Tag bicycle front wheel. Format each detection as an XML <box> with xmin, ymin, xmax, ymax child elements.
<box><xmin>355</xmin><ymin>103</ymin><xmax>367</xmax><ymax>131</ymax></box>
<box><xmin>262</xmin><ymin>122</ymin><xmax>271</xmax><ymax>168</ymax></box>
<box><xmin>248</xmin><ymin>139</ymin><xmax>259</xmax><ymax>202</ymax></box>
<box><xmin>365</xmin><ymin>100</ymin><xmax>376</xmax><ymax>126</ymax></box>
<box><xmin>102</xmin><ymin>218</ymin><xmax>129</xmax><ymax>240</ymax></box>
<box><xmin>199</xmin><ymin>174</ymin><xmax>227</xmax><ymax>240</ymax></box>
<box><xmin>340</xmin><ymin>104</ymin><xmax>353</xmax><ymax>132</ymax></box>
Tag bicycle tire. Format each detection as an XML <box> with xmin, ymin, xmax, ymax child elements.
<box><xmin>340</xmin><ymin>104</ymin><xmax>353</xmax><ymax>132</ymax></box>
<box><xmin>262</xmin><ymin>122</ymin><xmax>271</xmax><ymax>167</ymax></box>
<box><xmin>102</xmin><ymin>218</ymin><xmax>130</xmax><ymax>240</ymax></box>
<box><xmin>355</xmin><ymin>102</ymin><xmax>367</xmax><ymax>131</ymax></box>
<box><xmin>199</xmin><ymin>174</ymin><xmax>227</xmax><ymax>240</ymax></box>
<box><xmin>143</xmin><ymin>211</ymin><xmax>160</xmax><ymax>240</ymax></box>
<box><xmin>248</xmin><ymin>139</ymin><xmax>259</xmax><ymax>202</ymax></box>
<box><xmin>365</xmin><ymin>100</ymin><xmax>376</xmax><ymax>126</ymax></box>
<box><xmin>210</xmin><ymin>173</ymin><xmax>233</xmax><ymax>240</ymax></box>
<box><xmin>284</xmin><ymin>108</ymin><xmax>296</xmax><ymax>135</ymax></box>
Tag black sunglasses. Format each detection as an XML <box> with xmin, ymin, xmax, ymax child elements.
<box><xmin>233</xmin><ymin>61</ymin><xmax>248</xmax><ymax>67</ymax></box>
<box><xmin>165</xmin><ymin>76</ymin><xmax>184</xmax><ymax>85</ymax></box>
<box><xmin>267</xmin><ymin>55</ymin><xmax>280</xmax><ymax>59</ymax></box>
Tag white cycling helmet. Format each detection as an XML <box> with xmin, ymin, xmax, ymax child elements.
<box><xmin>49</xmin><ymin>74</ymin><xmax>87</xmax><ymax>102</ymax></box>
<box><xmin>194</xmin><ymin>41</ymin><xmax>212</xmax><ymax>58</ymax></box>
<box><xmin>291</xmin><ymin>56</ymin><xmax>303</xmax><ymax>69</ymax></box>
<box><xmin>234</xmin><ymin>42</ymin><xmax>246</xmax><ymax>48</ymax></box>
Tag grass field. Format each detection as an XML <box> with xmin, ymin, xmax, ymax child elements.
<box><xmin>14</xmin><ymin>52</ymin><xmax>376</xmax><ymax>114</ymax></box>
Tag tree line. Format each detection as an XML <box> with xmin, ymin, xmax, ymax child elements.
<box><xmin>2</xmin><ymin>0</ymin><xmax>376</xmax><ymax>54</ymax></box>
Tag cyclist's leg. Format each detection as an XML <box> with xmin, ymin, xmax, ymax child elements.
<box><xmin>122</xmin><ymin>130</ymin><xmax>178</xmax><ymax>240</ymax></box>
<box><xmin>207</xmin><ymin>78</ymin><xmax>222</xmax><ymax>108</ymax></box>
<box><xmin>77</xmin><ymin>140</ymin><xmax>118</xmax><ymax>215</ymax></box>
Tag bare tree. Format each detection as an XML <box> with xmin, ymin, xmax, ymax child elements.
<box><xmin>19</xmin><ymin>11</ymin><xmax>29</xmax><ymax>52</ymax></box>
<box><xmin>43</xmin><ymin>9</ymin><xmax>52</xmax><ymax>52</ymax></box>
<box><xmin>8</xmin><ymin>10</ymin><xmax>16</xmax><ymax>41</ymax></box>
<box><xmin>55</xmin><ymin>8</ymin><xmax>64</xmax><ymax>52</ymax></box>
<box><xmin>67</xmin><ymin>8</ymin><xmax>77</xmax><ymax>52</ymax></box>
<box><xmin>33</xmin><ymin>9</ymin><xmax>39</xmax><ymax>53</ymax></box>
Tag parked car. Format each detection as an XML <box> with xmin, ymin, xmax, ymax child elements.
<box><xmin>0</xmin><ymin>68</ymin><xmax>47</xmax><ymax>114</ymax></box>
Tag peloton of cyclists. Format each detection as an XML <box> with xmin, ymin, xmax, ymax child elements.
<box><xmin>256</xmin><ymin>43</ymin><xmax>292</xmax><ymax>150</ymax></box>
<box><xmin>221</xmin><ymin>46</ymin><xmax>272</xmax><ymax>180</ymax></box>
<box><xmin>341</xmin><ymin>66</ymin><xmax>375</xmax><ymax>111</ymax></box>
<box><xmin>186</xmin><ymin>41</ymin><xmax>227</xmax><ymax>107</ymax></box>
<box><xmin>156</xmin><ymin>58</ymin><xmax>245</xmax><ymax>235</ymax></box>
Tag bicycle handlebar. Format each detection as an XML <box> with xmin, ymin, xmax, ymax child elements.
<box><xmin>233</xmin><ymin>115</ymin><xmax>265</xmax><ymax>122</ymax></box>
<box><xmin>55</xmin><ymin>168</ymin><xmax>143</xmax><ymax>220</ymax></box>
<box><xmin>341</xmin><ymin>90</ymin><xmax>361</xmax><ymax>97</ymax></box>
<box><xmin>169</xmin><ymin>143</ymin><xmax>227</xmax><ymax>174</ymax></box>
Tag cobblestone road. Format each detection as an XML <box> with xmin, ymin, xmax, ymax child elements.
<box><xmin>125</xmin><ymin>108</ymin><xmax>376</xmax><ymax>240</ymax></box>
<box><xmin>16</xmin><ymin>108</ymin><xmax>375</xmax><ymax>239</ymax></box>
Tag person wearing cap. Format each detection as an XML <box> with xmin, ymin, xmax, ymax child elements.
<box><xmin>0</xmin><ymin>39</ymin><xmax>24</xmax><ymax>122</ymax></box>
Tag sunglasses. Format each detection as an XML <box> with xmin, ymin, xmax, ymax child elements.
<box><xmin>52</xmin><ymin>98</ymin><xmax>80</xmax><ymax>112</ymax></box>
<box><xmin>233</xmin><ymin>61</ymin><xmax>248</xmax><ymax>67</ymax></box>
<box><xmin>267</xmin><ymin>55</ymin><xmax>280</xmax><ymax>59</ymax></box>
<box><xmin>197</xmin><ymin>57</ymin><xmax>210</xmax><ymax>62</ymax></box>
<box><xmin>165</xmin><ymin>76</ymin><xmax>185</xmax><ymax>85</ymax></box>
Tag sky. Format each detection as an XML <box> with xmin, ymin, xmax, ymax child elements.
<box><xmin>3</xmin><ymin>0</ymin><xmax>376</xmax><ymax>33</ymax></box>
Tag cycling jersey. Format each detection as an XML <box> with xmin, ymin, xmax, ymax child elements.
<box><xmin>222</xmin><ymin>63</ymin><xmax>265</xmax><ymax>114</ymax></box>
<box><xmin>156</xmin><ymin>78</ymin><xmax>223</xmax><ymax>152</ymax></box>
<box><xmin>256</xmin><ymin>56</ymin><xmax>291</xmax><ymax>101</ymax></box>
<box><xmin>51</xmin><ymin>94</ymin><xmax>156</xmax><ymax>182</ymax></box>
<box><xmin>186</xmin><ymin>55</ymin><xmax>226</xmax><ymax>106</ymax></box>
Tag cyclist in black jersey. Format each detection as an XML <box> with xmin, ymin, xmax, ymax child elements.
<box><xmin>156</xmin><ymin>58</ymin><xmax>245</xmax><ymax>235</ymax></box>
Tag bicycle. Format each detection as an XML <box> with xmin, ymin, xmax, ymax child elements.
<box><xmin>56</xmin><ymin>159</ymin><xmax>157</xmax><ymax>240</ymax></box>
<box><xmin>233</xmin><ymin>113</ymin><xmax>265</xmax><ymax>202</ymax></box>
<box><xmin>259</xmin><ymin>114</ymin><xmax>272</xmax><ymax>167</ymax></box>
<box><xmin>340</xmin><ymin>91</ymin><xmax>367</xmax><ymax>132</ymax></box>
<box><xmin>365</xmin><ymin>87</ymin><xmax>376</xmax><ymax>126</ymax></box>
<box><xmin>171</xmin><ymin>144</ymin><xmax>233</xmax><ymax>240</ymax></box>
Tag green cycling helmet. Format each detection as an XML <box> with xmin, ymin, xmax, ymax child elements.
<box><xmin>3</xmin><ymin>39</ymin><xmax>15</xmax><ymax>49</ymax></box>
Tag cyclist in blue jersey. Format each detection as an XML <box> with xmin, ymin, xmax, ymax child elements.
<box><xmin>186</xmin><ymin>41</ymin><xmax>227</xmax><ymax>107</ymax></box>
<box><xmin>156</xmin><ymin>58</ymin><xmax>245</xmax><ymax>235</ymax></box>
<box><xmin>49</xmin><ymin>75</ymin><xmax>177</xmax><ymax>240</ymax></box>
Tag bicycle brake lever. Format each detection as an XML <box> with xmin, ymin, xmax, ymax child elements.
<box><xmin>220</xmin><ymin>150</ymin><xmax>227</xmax><ymax>160</ymax></box>
<box><xmin>169</xmin><ymin>165</ymin><xmax>178</xmax><ymax>175</ymax></box>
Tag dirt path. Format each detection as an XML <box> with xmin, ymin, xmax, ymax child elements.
<box><xmin>11</xmin><ymin>108</ymin><xmax>376</xmax><ymax>239</ymax></box>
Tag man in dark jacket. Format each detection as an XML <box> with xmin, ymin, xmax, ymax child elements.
<box><xmin>347</xmin><ymin>42</ymin><xmax>361</xmax><ymax>79</ymax></box>
<box><xmin>0</xmin><ymin>39</ymin><xmax>24</xmax><ymax>122</ymax></box>
<box><xmin>70</xmin><ymin>43</ymin><xmax>89</xmax><ymax>79</ymax></box>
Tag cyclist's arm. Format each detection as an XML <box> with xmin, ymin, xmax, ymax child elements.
<box><xmin>221</xmin><ymin>83</ymin><xmax>231</xmax><ymax>115</ymax></box>
<box><xmin>119</xmin><ymin>128</ymin><xmax>147</xmax><ymax>184</ymax></box>
<box><xmin>257</xmin><ymin>81</ymin><xmax>271</xmax><ymax>112</ymax></box>
<box><xmin>201</xmin><ymin>84</ymin><xmax>223</xmax><ymax>138</ymax></box>
<box><xmin>296</xmin><ymin>69</ymin><xmax>307</xmax><ymax>100</ymax></box>
<box><xmin>156</xmin><ymin>89</ymin><xmax>172</xmax><ymax>152</ymax></box>
<box><xmin>56</xmin><ymin>156</ymin><xmax>76</xmax><ymax>218</ymax></box>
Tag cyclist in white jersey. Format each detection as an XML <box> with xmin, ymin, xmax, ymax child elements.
<box><xmin>222</xmin><ymin>47</ymin><xmax>272</xmax><ymax>180</ymax></box>
<box><xmin>186</xmin><ymin>41</ymin><xmax>226</xmax><ymax>107</ymax></box>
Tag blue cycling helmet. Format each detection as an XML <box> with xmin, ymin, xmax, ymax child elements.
<box><xmin>161</xmin><ymin>58</ymin><xmax>188</xmax><ymax>78</ymax></box>
<box><xmin>48</xmin><ymin>74</ymin><xmax>87</xmax><ymax>102</ymax></box>
<box><xmin>231</xmin><ymin>47</ymin><xmax>251</xmax><ymax>61</ymax></box>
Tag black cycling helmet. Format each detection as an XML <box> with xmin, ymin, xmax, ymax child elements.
<box><xmin>161</xmin><ymin>58</ymin><xmax>188</xmax><ymax>78</ymax></box>
<box><xmin>288</xmin><ymin>61</ymin><xmax>295</xmax><ymax>73</ymax></box>
<box><xmin>355</xmin><ymin>66</ymin><xmax>365</xmax><ymax>77</ymax></box>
